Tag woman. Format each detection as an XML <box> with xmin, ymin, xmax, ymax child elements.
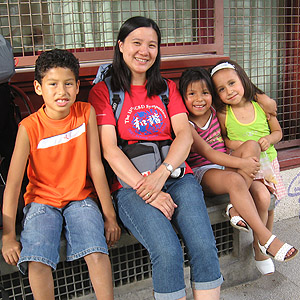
<box><xmin>89</xmin><ymin>16</ymin><xmax>223</xmax><ymax>300</ymax></box>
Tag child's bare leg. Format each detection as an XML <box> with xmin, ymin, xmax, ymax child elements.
<box><xmin>84</xmin><ymin>252</ymin><xmax>114</xmax><ymax>300</ymax></box>
<box><xmin>28</xmin><ymin>261</ymin><xmax>54</xmax><ymax>300</ymax></box>
<box><xmin>202</xmin><ymin>169</ymin><xmax>265</xmax><ymax>235</ymax></box>
<box><xmin>193</xmin><ymin>286</ymin><xmax>220</xmax><ymax>300</ymax></box>
<box><xmin>203</xmin><ymin>168</ymin><xmax>296</xmax><ymax>259</ymax></box>
<box><xmin>250</xmin><ymin>181</ymin><xmax>271</xmax><ymax>261</ymax></box>
<box><xmin>230</xmin><ymin>140</ymin><xmax>261</xmax><ymax>188</ymax></box>
<box><xmin>202</xmin><ymin>170</ymin><xmax>283</xmax><ymax>253</ymax></box>
<box><xmin>267</xmin><ymin>209</ymin><xmax>275</xmax><ymax>232</ymax></box>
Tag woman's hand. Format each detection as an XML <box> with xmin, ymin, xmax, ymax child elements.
<box><xmin>104</xmin><ymin>216</ymin><xmax>121</xmax><ymax>247</ymax></box>
<box><xmin>2</xmin><ymin>239</ymin><xmax>21</xmax><ymax>266</ymax></box>
<box><xmin>148</xmin><ymin>191</ymin><xmax>177</xmax><ymax>220</ymax></box>
<box><xmin>239</xmin><ymin>156</ymin><xmax>260</xmax><ymax>178</ymax></box>
<box><xmin>134</xmin><ymin>165</ymin><xmax>169</xmax><ymax>202</ymax></box>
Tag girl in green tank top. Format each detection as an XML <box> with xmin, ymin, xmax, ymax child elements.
<box><xmin>211</xmin><ymin>59</ymin><xmax>297</xmax><ymax>273</ymax></box>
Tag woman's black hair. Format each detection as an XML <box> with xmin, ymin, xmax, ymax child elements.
<box><xmin>109</xmin><ymin>16</ymin><xmax>167</xmax><ymax>97</ymax></box>
<box><xmin>179</xmin><ymin>67</ymin><xmax>216</xmax><ymax>102</ymax></box>
<box><xmin>35</xmin><ymin>48</ymin><xmax>79</xmax><ymax>84</ymax></box>
<box><xmin>210</xmin><ymin>59</ymin><xmax>264</xmax><ymax>111</ymax></box>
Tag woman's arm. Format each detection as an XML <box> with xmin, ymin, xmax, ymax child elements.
<box><xmin>99</xmin><ymin>124</ymin><xmax>145</xmax><ymax>188</ymax></box>
<box><xmin>135</xmin><ymin>113</ymin><xmax>193</xmax><ymax>202</ymax></box>
<box><xmin>2</xmin><ymin>125</ymin><xmax>29</xmax><ymax>265</ymax></box>
<box><xmin>163</xmin><ymin>112</ymin><xmax>193</xmax><ymax>168</ymax></box>
<box><xmin>99</xmin><ymin>123</ymin><xmax>177</xmax><ymax>219</ymax></box>
<box><xmin>87</xmin><ymin>107</ymin><xmax>121</xmax><ymax>246</ymax></box>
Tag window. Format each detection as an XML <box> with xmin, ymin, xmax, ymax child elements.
<box><xmin>0</xmin><ymin>0</ymin><xmax>222</xmax><ymax>67</ymax></box>
<box><xmin>2</xmin><ymin>0</ymin><xmax>298</xmax><ymax>145</ymax></box>
<box><xmin>223</xmin><ymin>0</ymin><xmax>300</xmax><ymax>144</ymax></box>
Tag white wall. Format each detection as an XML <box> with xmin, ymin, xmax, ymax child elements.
<box><xmin>275</xmin><ymin>167</ymin><xmax>300</xmax><ymax>222</ymax></box>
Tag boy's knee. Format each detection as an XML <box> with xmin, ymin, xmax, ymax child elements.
<box><xmin>28</xmin><ymin>261</ymin><xmax>52</xmax><ymax>274</ymax></box>
<box><xmin>84</xmin><ymin>252</ymin><xmax>109</xmax><ymax>266</ymax></box>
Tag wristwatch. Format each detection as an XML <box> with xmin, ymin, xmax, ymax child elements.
<box><xmin>162</xmin><ymin>162</ymin><xmax>174</xmax><ymax>174</ymax></box>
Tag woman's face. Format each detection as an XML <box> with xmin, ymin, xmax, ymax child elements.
<box><xmin>118</xmin><ymin>26</ymin><xmax>158</xmax><ymax>82</ymax></box>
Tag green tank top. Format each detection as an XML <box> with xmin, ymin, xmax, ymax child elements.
<box><xmin>225</xmin><ymin>101</ymin><xmax>277</xmax><ymax>161</ymax></box>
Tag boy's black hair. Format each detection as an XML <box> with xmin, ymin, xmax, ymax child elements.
<box><xmin>179</xmin><ymin>67</ymin><xmax>216</xmax><ymax>101</ymax></box>
<box><xmin>210</xmin><ymin>59</ymin><xmax>264</xmax><ymax>111</ymax></box>
<box><xmin>34</xmin><ymin>49</ymin><xmax>80</xmax><ymax>84</ymax></box>
<box><xmin>109</xmin><ymin>16</ymin><xmax>167</xmax><ymax>98</ymax></box>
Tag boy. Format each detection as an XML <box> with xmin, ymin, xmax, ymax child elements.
<box><xmin>1</xmin><ymin>49</ymin><xmax>121</xmax><ymax>300</ymax></box>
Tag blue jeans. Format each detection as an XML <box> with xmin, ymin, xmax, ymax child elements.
<box><xmin>18</xmin><ymin>198</ymin><xmax>108</xmax><ymax>275</ymax></box>
<box><xmin>114</xmin><ymin>174</ymin><xmax>223</xmax><ymax>300</ymax></box>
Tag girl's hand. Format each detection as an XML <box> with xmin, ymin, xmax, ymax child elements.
<box><xmin>258</xmin><ymin>137</ymin><xmax>270</xmax><ymax>152</ymax></box>
<box><xmin>148</xmin><ymin>191</ymin><xmax>177</xmax><ymax>220</ymax></box>
<box><xmin>134</xmin><ymin>166</ymin><xmax>169</xmax><ymax>202</ymax></box>
<box><xmin>104</xmin><ymin>217</ymin><xmax>121</xmax><ymax>247</ymax></box>
<box><xmin>239</xmin><ymin>156</ymin><xmax>260</xmax><ymax>178</ymax></box>
<box><xmin>2</xmin><ymin>239</ymin><xmax>21</xmax><ymax>266</ymax></box>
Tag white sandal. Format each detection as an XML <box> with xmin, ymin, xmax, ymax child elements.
<box><xmin>255</xmin><ymin>258</ymin><xmax>275</xmax><ymax>275</ymax></box>
<box><xmin>223</xmin><ymin>204</ymin><xmax>250</xmax><ymax>233</ymax></box>
<box><xmin>258</xmin><ymin>234</ymin><xmax>298</xmax><ymax>262</ymax></box>
<box><xmin>252</xmin><ymin>248</ymin><xmax>275</xmax><ymax>275</ymax></box>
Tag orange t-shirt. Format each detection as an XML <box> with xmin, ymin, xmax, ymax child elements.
<box><xmin>21</xmin><ymin>101</ymin><xmax>96</xmax><ymax>208</ymax></box>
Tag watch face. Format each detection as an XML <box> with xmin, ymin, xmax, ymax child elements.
<box><xmin>163</xmin><ymin>163</ymin><xmax>173</xmax><ymax>173</ymax></box>
<box><xmin>167</xmin><ymin>165</ymin><xmax>173</xmax><ymax>172</ymax></box>
<box><xmin>171</xmin><ymin>168</ymin><xmax>181</xmax><ymax>177</ymax></box>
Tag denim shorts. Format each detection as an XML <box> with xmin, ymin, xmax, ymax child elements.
<box><xmin>193</xmin><ymin>164</ymin><xmax>225</xmax><ymax>183</ymax></box>
<box><xmin>18</xmin><ymin>198</ymin><xmax>108</xmax><ymax>275</ymax></box>
<box><xmin>115</xmin><ymin>174</ymin><xmax>223</xmax><ymax>300</ymax></box>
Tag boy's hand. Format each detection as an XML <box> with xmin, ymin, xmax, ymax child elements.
<box><xmin>148</xmin><ymin>191</ymin><xmax>177</xmax><ymax>220</ymax></box>
<box><xmin>258</xmin><ymin>137</ymin><xmax>270</xmax><ymax>152</ymax></box>
<box><xmin>2</xmin><ymin>239</ymin><xmax>21</xmax><ymax>266</ymax></box>
<box><xmin>104</xmin><ymin>217</ymin><xmax>121</xmax><ymax>248</ymax></box>
<box><xmin>239</xmin><ymin>157</ymin><xmax>260</xmax><ymax>178</ymax></box>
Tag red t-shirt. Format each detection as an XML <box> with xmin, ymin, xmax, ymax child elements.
<box><xmin>89</xmin><ymin>80</ymin><xmax>186</xmax><ymax>141</ymax></box>
<box><xmin>89</xmin><ymin>79</ymin><xmax>192</xmax><ymax>190</ymax></box>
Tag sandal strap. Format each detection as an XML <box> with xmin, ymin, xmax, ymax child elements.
<box><xmin>225</xmin><ymin>203</ymin><xmax>233</xmax><ymax>217</ymax></box>
<box><xmin>264</xmin><ymin>234</ymin><xmax>276</xmax><ymax>250</ymax></box>
<box><xmin>274</xmin><ymin>243</ymin><xmax>293</xmax><ymax>262</ymax></box>
<box><xmin>230</xmin><ymin>215</ymin><xmax>245</xmax><ymax>226</ymax></box>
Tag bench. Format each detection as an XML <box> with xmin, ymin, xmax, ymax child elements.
<box><xmin>0</xmin><ymin>192</ymin><xmax>275</xmax><ymax>300</ymax></box>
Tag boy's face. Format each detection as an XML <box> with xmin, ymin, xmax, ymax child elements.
<box><xmin>34</xmin><ymin>67</ymin><xmax>79</xmax><ymax>120</ymax></box>
<box><xmin>184</xmin><ymin>80</ymin><xmax>212</xmax><ymax>118</ymax></box>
